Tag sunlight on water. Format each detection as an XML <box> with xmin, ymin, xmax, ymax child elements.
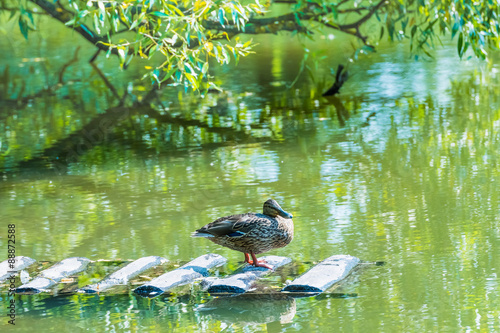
<box><xmin>1</xmin><ymin>15</ymin><xmax>500</xmax><ymax>332</ymax></box>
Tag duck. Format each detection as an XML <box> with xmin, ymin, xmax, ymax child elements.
<box><xmin>191</xmin><ymin>199</ymin><xmax>294</xmax><ymax>269</ymax></box>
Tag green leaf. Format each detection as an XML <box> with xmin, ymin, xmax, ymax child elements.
<box><xmin>125</xmin><ymin>54</ymin><xmax>134</xmax><ymax>67</ymax></box>
<box><xmin>150</xmin><ymin>11</ymin><xmax>168</xmax><ymax>17</ymax></box>
<box><xmin>129</xmin><ymin>18</ymin><xmax>140</xmax><ymax>30</ymax></box>
<box><xmin>26</xmin><ymin>11</ymin><xmax>34</xmax><ymax>26</ymax></box>
<box><xmin>463</xmin><ymin>42</ymin><xmax>470</xmax><ymax>57</ymax></box>
<box><xmin>166</xmin><ymin>4</ymin><xmax>184</xmax><ymax>16</ymax></box>
<box><xmin>478</xmin><ymin>47</ymin><xmax>487</xmax><ymax>60</ymax></box>
<box><xmin>202</xmin><ymin>62</ymin><xmax>209</xmax><ymax>74</ymax></box>
<box><xmin>458</xmin><ymin>32</ymin><xmax>464</xmax><ymax>58</ymax></box>
<box><xmin>149</xmin><ymin>44</ymin><xmax>157</xmax><ymax>57</ymax></box>
<box><xmin>18</xmin><ymin>17</ymin><xmax>28</xmax><ymax>39</ymax></box>
<box><xmin>387</xmin><ymin>21</ymin><xmax>394</xmax><ymax>41</ymax></box>
<box><xmin>401</xmin><ymin>18</ymin><xmax>408</xmax><ymax>32</ymax></box>
<box><xmin>152</xmin><ymin>69</ymin><xmax>161</xmax><ymax>85</ymax></box>
<box><xmin>80</xmin><ymin>24</ymin><xmax>94</xmax><ymax>38</ymax></box>
<box><xmin>422</xmin><ymin>47</ymin><xmax>434</xmax><ymax>59</ymax></box>
<box><xmin>185</xmin><ymin>73</ymin><xmax>198</xmax><ymax>90</ymax></box>
<box><xmin>65</xmin><ymin>18</ymin><xmax>77</xmax><ymax>26</ymax></box>
<box><xmin>218</xmin><ymin>9</ymin><xmax>225</xmax><ymax>27</ymax></box>
<box><xmin>9</xmin><ymin>9</ymin><xmax>16</xmax><ymax>20</ymax></box>
<box><xmin>239</xmin><ymin>18</ymin><xmax>246</xmax><ymax>32</ymax></box>
<box><xmin>94</xmin><ymin>14</ymin><xmax>101</xmax><ymax>34</ymax></box>
<box><xmin>161</xmin><ymin>66</ymin><xmax>177</xmax><ymax>82</ymax></box>
<box><xmin>118</xmin><ymin>48</ymin><xmax>126</xmax><ymax>63</ymax></box>
<box><xmin>331</xmin><ymin>5</ymin><xmax>338</xmax><ymax>20</ymax></box>
<box><xmin>451</xmin><ymin>22</ymin><xmax>459</xmax><ymax>39</ymax></box>
<box><xmin>98</xmin><ymin>1</ymin><xmax>105</xmax><ymax>13</ymax></box>
<box><xmin>112</xmin><ymin>15</ymin><xmax>119</xmax><ymax>32</ymax></box>
<box><xmin>478</xmin><ymin>32</ymin><xmax>485</xmax><ymax>46</ymax></box>
<box><xmin>411</xmin><ymin>25</ymin><xmax>417</xmax><ymax>39</ymax></box>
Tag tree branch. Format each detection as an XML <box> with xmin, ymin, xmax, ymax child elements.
<box><xmin>0</xmin><ymin>5</ymin><xmax>47</xmax><ymax>14</ymax></box>
<box><xmin>28</xmin><ymin>0</ymin><xmax>386</xmax><ymax>62</ymax></box>
<box><xmin>203</xmin><ymin>18</ymin><xmax>311</xmax><ymax>35</ymax></box>
<box><xmin>337</xmin><ymin>0</ymin><xmax>387</xmax><ymax>30</ymax></box>
<box><xmin>204</xmin><ymin>0</ymin><xmax>387</xmax><ymax>43</ymax></box>
<box><xmin>28</xmin><ymin>0</ymin><xmax>120</xmax><ymax>56</ymax></box>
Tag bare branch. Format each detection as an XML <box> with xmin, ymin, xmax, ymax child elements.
<box><xmin>337</xmin><ymin>0</ymin><xmax>387</xmax><ymax>30</ymax></box>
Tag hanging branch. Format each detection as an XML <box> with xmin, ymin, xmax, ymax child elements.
<box><xmin>28</xmin><ymin>0</ymin><xmax>118</xmax><ymax>55</ymax></box>
<box><xmin>27</xmin><ymin>0</ymin><xmax>387</xmax><ymax>57</ymax></box>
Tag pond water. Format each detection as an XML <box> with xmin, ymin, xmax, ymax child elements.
<box><xmin>1</xmin><ymin>14</ymin><xmax>500</xmax><ymax>332</ymax></box>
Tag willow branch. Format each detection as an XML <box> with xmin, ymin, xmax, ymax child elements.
<box><xmin>28</xmin><ymin>0</ymin><xmax>120</xmax><ymax>56</ymax></box>
<box><xmin>0</xmin><ymin>5</ymin><xmax>47</xmax><ymax>14</ymax></box>
<box><xmin>28</xmin><ymin>0</ymin><xmax>387</xmax><ymax>59</ymax></box>
<box><xmin>203</xmin><ymin>19</ymin><xmax>311</xmax><ymax>35</ymax></box>
<box><xmin>204</xmin><ymin>0</ymin><xmax>387</xmax><ymax>43</ymax></box>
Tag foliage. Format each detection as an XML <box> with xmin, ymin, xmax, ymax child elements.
<box><xmin>382</xmin><ymin>0</ymin><xmax>500</xmax><ymax>60</ymax></box>
<box><xmin>1</xmin><ymin>0</ymin><xmax>499</xmax><ymax>92</ymax></box>
<box><xmin>67</xmin><ymin>0</ymin><xmax>266</xmax><ymax>91</ymax></box>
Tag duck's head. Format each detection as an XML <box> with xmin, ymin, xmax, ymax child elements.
<box><xmin>263</xmin><ymin>199</ymin><xmax>293</xmax><ymax>219</ymax></box>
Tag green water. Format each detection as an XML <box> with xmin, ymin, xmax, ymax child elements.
<box><xmin>1</xmin><ymin>14</ymin><xmax>500</xmax><ymax>332</ymax></box>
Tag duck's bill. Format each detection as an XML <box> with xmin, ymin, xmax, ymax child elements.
<box><xmin>278</xmin><ymin>209</ymin><xmax>293</xmax><ymax>219</ymax></box>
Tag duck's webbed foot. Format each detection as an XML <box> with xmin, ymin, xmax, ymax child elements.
<box><xmin>249</xmin><ymin>252</ymin><xmax>272</xmax><ymax>269</ymax></box>
<box><xmin>252</xmin><ymin>261</ymin><xmax>273</xmax><ymax>269</ymax></box>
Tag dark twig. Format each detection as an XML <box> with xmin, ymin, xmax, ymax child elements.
<box><xmin>59</xmin><ymin>47</ymin><xmax>80</xmax><ymax>84</ymax></box>
<box><xmin>89</xmin><ymin>50</ymin><xmax>101</xmax><ymax>64</ymax></box>
<box><xmin>337</xmin><ymin>0</ymin><xmax>387</xmax><ymax>30</ymax></box>
<box><xmin>323</xmin><ymin>64</ymin><xmax>349</xmax><ymax>96</ymax></box>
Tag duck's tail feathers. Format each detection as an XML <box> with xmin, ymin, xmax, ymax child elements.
<box><xmin>191</xmin><ymin>231</ymin><xmax>214</xmax><ymax>238</ymax></box>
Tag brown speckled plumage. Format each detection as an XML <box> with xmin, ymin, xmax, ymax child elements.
<box><xmin>192</xmin><ymin>199</ymin><xmax>294</xmax><ymax>269</ymax></box>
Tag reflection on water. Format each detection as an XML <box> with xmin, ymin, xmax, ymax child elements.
<box><xmin>0</xmin><ymin>292</ymin><xmax>320</xmax><ymax>332</ymax></box>
<box><xmin>197</xmin><ymin>294</ymin><xmax>296</xmax><ymax>325</ymax></box>
<box><xmin>1</xmin><ymin>15</ymin><xmax>500</xmax><ymax>333</ymax></box>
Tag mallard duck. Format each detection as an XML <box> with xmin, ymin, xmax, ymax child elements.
<box><xmin>192</xmin><ymin>199</ymin><xmax>294</xmax><ymax>269</ymax></box>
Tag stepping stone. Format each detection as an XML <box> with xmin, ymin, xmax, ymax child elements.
<box><xmin>78</xmin><ymin>256</ymin><xmax>168</xmax><ymax>293</ymax></box>
<box><xmin>282</xmin><ymin>255</ymin><xmax>359</xmax><ymax>294</ymax></box>
<box><xmin>134</xmin><ymin>253</ymin><xmax>226</xmax><ymax>298</ymax></box>
<box><xmin>15</xmin><ymin>257</ymin><xmax>91</xmax><ymax>294</ymax></box>
<box><xmin>205</xmin><ymin>255</ymin><xmax>291</xmax><ymax>294</ymax></box>
<box><xmin>0</xmin><ymin>256</ymin><xmax>36</xmax><ymax>282</ymax></box>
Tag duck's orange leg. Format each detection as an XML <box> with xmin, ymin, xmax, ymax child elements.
<box><xmin>250</xmin><ymin>251</ymin><xmax>273</xmax><ymax>269</ymax></box>
<box><xmin>244</xmin><ymin>253</ymin><xmax>254</xmax><ymax>265</ymax></box>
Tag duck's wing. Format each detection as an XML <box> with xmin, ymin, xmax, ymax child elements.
<box><xmin>195</xmin><ymin>214</ymin><xmax>257</xmax><ymax>237</ymax></box>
